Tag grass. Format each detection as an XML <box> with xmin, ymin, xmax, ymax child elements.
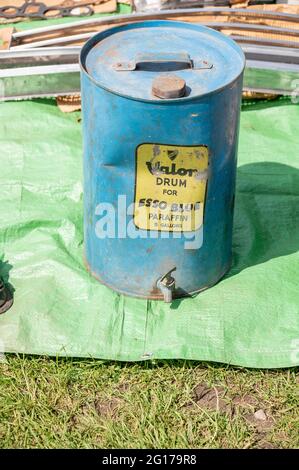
<box><xmin>0</xmin><ymin>356</ymin><xmax>298</xmax><ymax>449</ymax></box>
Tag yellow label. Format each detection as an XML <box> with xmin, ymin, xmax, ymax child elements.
<box><xmin>134</xmin><ymin>143</ymin><xmax>209</xmax><ymax>232</ymax></box>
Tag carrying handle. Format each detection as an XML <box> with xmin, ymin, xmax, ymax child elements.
<box><xmin>135</xmin><ymin>52</ymin><xmax>192</xmax><ymax>69</ymax></box>
<box><xmin>113</xmin><ymin>52</ymin><xmax>212</xmax><ymax>71</ymax></box>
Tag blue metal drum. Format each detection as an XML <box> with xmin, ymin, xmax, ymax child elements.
<box><xmin>80</xmin><ymin>20</ymin><xmax>245</xmax><ymax>301</ymax></box>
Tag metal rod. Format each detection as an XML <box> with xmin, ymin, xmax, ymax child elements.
<box><xmin>2</xmin><ymin>10</ymin><xmax>299</xmax><ymax>100</ymax></box>
<box><xmin>0</xmin><ymin>63</ymin><xmax>79</xmax><ymax>78</ymax></box>
<box><xmin>0</xmin><ymin>46</ymin><xmax>81</xmax><ymax>58</ymax></box>
<box><xmin>205</xmin><ymin>22</ymin><xmax>299</xmax><ymax>37</ymax></box>
<box><xmin>247</xmin><ymin>59</ymin><xmax>299</xmax><ymax>72</ymax></box>
<box><xmin>1</xmin><ymin>59</ymin><xmax>298</xmax><ymax>100</ymax></box>
<box><xmin>231</xmin><ymin>35</ymin><xmax>299</xmax><ymax>49</ymax></box>
<box><xmin>241</xmin><ymin>44</ymin><xmax>299</xmax><ymax>65</ymax></box>
<box><xmin>0</xmin><ymin>63</ymin><xmax>80</xmax><ymax>100</ymax></box>
<box><xmin>10</xmin><ymin>22</ymin><xmax>299</xmax><ymax>49</ymax></box>
<box><xmin>3</xmin><ymin>43</ymin><xmax>299</xmax><ymax>65</ymax></box>
<box><xmin>0</xmin><ymin>47</ymin><xmax>81</xmax><ymax>68</ymax></box>
<box><xmin>244</xmin><ymin>60</ymin><xmax>299</xmax><ymax>95</ymax></box>
<box><xmin>16</xmin><ymin>36</ymin><xmax>299</xmax><ymax>51</ymax></box>
<box><xmin>160</xmin><ymin>0</ymin><xmax>233</xmax><ymax>10</ymax></box>
<box><xmin>11</xmin><ymin>32</ymin><xmax>97</xmax><ymax>50</ymax></box>
<box><xmin>12</xmin><ymin>8</ymin><xmax>299</xmax><ymax>41</ymax></box>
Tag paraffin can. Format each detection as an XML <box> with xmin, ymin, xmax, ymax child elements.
<box><xmin>80</xmin><ymin>20</ymin><xmax>245</xmax><ymax>301</ymax></box>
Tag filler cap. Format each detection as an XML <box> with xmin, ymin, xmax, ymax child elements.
<box><xmin>152</xmin><ymin>74</ymin><xmax>186</xmax><ymax>99</ymax></box>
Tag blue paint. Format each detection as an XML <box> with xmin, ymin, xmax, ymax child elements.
<box><xmin>80</xmin><ymin>21</ymin><xmax>245</xmax><ymax>299</ymax></box>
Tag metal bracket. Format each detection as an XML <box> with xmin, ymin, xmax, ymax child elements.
<box><xmin>112</xmin><ymin>61</ymin><xmax>136</xmax><ymax>71</ymax></box>
<box><xmin>192</xmin><ymin>60</ymin><xmax>213</xmax><ymax>70</ymax></box>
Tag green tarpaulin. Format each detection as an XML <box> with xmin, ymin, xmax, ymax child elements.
<box><xmin>0</xmin><ymin>97</ymin><xmax>298</xmax><ymax>368</ymax></box>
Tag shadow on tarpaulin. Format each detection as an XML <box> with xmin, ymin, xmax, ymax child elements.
<box><xmin>171</xmin><ymin>160</ymin><xmax>299</xmax><ymax>309</ymax></box>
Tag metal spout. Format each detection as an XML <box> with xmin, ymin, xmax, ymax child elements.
<box><xmin>157</xmin><ymin>268</ymin><xmax>176</xmax><ymax>303</ymax></box>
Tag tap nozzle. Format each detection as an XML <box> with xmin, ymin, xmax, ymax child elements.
<box><xmin>157</xmin><ymin>268</ymin><xmax>176</xmax><ymax>303</ymax></box>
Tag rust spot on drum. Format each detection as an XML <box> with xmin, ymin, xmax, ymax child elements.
<box><xmin>153</xmin><ymin>144</ymin><xmax>161</xmax><ymax>157</ymax></box>
<box><xmin>105</xmin><ymin>46</ymin><xmax>119</xmax><ymax>58</ymax></box>
<box><xmin>149</xmin><ymin>286</ymin><xmax>162</xmax><ymax>298</ymax></box>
